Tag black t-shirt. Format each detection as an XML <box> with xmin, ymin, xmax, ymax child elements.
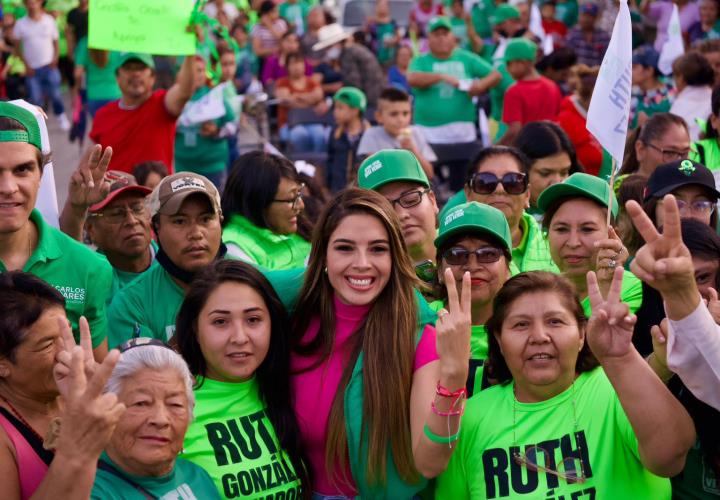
<box><xmin>67</xmin><ymin>8</ymin><xmax>88</xmax><ymax>41</ymax></box>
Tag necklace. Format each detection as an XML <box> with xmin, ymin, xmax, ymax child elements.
<box><xmin>0</xmin><ymin>393</ymin><xmax>47</xmax><ymax>445</ymax></box>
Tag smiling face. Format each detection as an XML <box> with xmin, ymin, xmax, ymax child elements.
<box><xmin>107</xmin><ymin>369</ymin><xmax>189</xmax><ymax>477</ymax></box>
<box><xmin>156</xmin><ymin>194</ymin><xmax>222</xmax><ymax>273</ymax></box>
<box><xmin>264</xmin><ymin>176</ymin><xmax>304</xmax><ymax>234</ymax></box>
<box><xmin>528</xmin><ymin>153</ymin><xmax>572</xmax><ymax>207</ymax></box>
<box><xmin>0</xmin><ymin>142</ymin><xmax>42</xmax><ymax>234</ymax></box>
<box><xmin>196</xmin><ymin>281</ymin><xmax>271</xmax><ymax>383</ymax></box>
<box><xmin>496</xmin><ymin>291</ymin><xmax>584</xmax><ymax>402</ymax></box>
<box><xmin>326</xmin><ymin>213</ymin><xmax>392</xmax><ymax>306</ymax></box>
<box><xmin>439</xmin><ymin>236</ymin><xmax>510</xmax><ymax>307</ymax></box>
<box><xmin>547</xmin><ymin>198</ymin><xmax>608</xmax><ymax>280</ymax></box>
<box><xmin>377</xmin><ymin>181</ymin><xmax>438</xmax><ymax>253</ymax></box>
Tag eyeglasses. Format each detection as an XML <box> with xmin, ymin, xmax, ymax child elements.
<box><xmin>272</xmin><ymin>183</ymin><xmax>305</xmax><ymax>211</ymax></box>
<box><xmin>117</xmin><ymin>337</ymin><xmax>173</xmax><ymax>353</ymax></box>
<box><xmin>513</xmin><ymin>446</ymin><xmax>587</xmax><ymax>484</ymax></box>
<box><xmin>442</xmin><ymin>246</ymin><xmax>504</xmax><ymax>266</ymax></box>
<box><xmin>90</xmin><ymin>203</ymin><xmax>147</xmax><ymax>224</ymax></box>
<box><xmin>388</xmin><ymin>188</ymin><xmax>431</xmax><ymax>209</ymax></box>
<box><xmin>467</xmin><ymin>172</ymin><xmax>528</xmax><ymax>195</ymax></box>
<box><xmin>675</xmin><ymin>198</ymin><xmax>716</xmax><ymax>214</ymax></box>
<box><xmin>645</xmin><ymin>142</ymin><xmax>690</xmax><ymax>162</ymax></box>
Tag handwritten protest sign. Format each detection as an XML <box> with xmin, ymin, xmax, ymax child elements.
<box><xmin>89</xmin><ymin>0</ymin><xmax>196</xmax><ymax>56</ymax></box>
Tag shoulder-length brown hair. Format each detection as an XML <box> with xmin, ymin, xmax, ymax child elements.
<box><xmin>292</xmin><ymin>188</ymin><xmax>421</xmax><ymax>487</ymax></box>
<box><xmin>486</xmin><ymin>271</ymin><xmax>599</xmax><ymax>384</ymax></box>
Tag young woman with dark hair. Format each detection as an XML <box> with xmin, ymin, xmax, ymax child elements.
<box><xmin>175</xmin><ymin>259</ymin><xmax>311</xmax><ymax>499</ymax></box>
<box><xmin>620</xmin><ymin>112</ymin><xmax>691</xmax><ymax>178</ymax></box>
<box><xmin>221</xmin><ymin>151</ymin><xmax>311</xmax><ymax>270</ymax></box>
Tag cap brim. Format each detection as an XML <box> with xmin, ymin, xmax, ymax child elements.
<box><xmin>367</xmin><ymin>175</ymin><xmax>430</xmax><ymax>191</ymax></box>
<box><xmin>434</xmin><ymin>224</ymin><xmax>511</xmax><ymax>254</ymax></box>
<box><xmin>645</xmin><ymin>181</ymin><xmax>720</xmax><ymax>202</ymax></box>
<box><xmin>312</xmin><ymin>31</ymin><xmax>352</xmax><ymax>52</ymax></box>
<box><xmin>89</xmin><ymin>185</ymin><xmax>152</xmax><ymax>212</ymax></box>
<box><xmin>538</xmin><ymin>184</ymin><xmax>618</xmax><ymax>218</ymax></box>
<box><xmin>157</xmin><ymin>190</ymin><xmax>217</xmax><ymax>216</ymax></box>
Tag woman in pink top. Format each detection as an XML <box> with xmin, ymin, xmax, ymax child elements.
<box><xmin>289</xmin><ymin>188</ymin><xmax>472</xmax><ymax>499</ymax></box>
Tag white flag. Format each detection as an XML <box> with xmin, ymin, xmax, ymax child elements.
<box><xmin>10</xmin><ymin>99</ymin><xmax>59</xmax><ymax>228</ymax></box>
<box><xmin>586</xmin><ymin>0</ymin><xmax>632</xmax><ymax>168</ymax></box>
<box><xmin>658</xmin><ymin>4</ymin><xmax>684</xmax><ymax>75</ymax></box>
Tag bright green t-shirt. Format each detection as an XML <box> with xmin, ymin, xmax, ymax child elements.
<box><xmin>0</xmin><ymin>210</ymin><xmax>112</xmax><ymax>348</ymax></box>
<box><xmin>74</xmin><ymin>36</ymin><xmax>121</xmax><ymax>102</ymax></box>
<box><xmin>92</xmin><ymin>452</ymin><xmax>221</xmax><ymax>499</ymax></box>
<box><xmin>182</xmin><ymin>377</ymin><xmax>303</xmax><ymax>499</ymax></box>
<box><xmin>435</xmin><ymin>367</ymin><xmax>671</xmax><ymax>499</ymax></box>
<box><xmin>410</xmin><ymin>48</ymin><xmax>494</xmax><ymax>127</ymax></box>
<box><xmin>581</xmin><ymin>271</ymin><xmax>643</xmax><ymax>317</ymax></box>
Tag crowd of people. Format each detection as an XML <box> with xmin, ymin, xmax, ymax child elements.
<box><xmin>0</xmin><ymin>0</ymin><xmax>720</xmax><ymax>499</ymax></box>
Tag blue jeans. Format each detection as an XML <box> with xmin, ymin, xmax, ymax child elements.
<box><xmin>281</xmin><ymin>124</ymin><xmax>327</xmax><ymax>153</ymax></box>
<box><xmin>88</xmin><ymin>98</ymin><xmax>115</xmax><ymax>118</ymax></box>
<box><xmin>26</xmin><ymin>65</ymin><xmax>65</xmax><ymax>116</ymax></box>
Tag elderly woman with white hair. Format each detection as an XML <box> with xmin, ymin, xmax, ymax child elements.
<box><xmin>90</xmin><ymin>339</ymin><xmax>221</xmax><ymax>499</ymax></box>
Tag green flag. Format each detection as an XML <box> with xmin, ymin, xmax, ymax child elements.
<box><xmin>89</xmin><ymin>0</ymin><xmax>196</xmax><ymax>56</ymax></box>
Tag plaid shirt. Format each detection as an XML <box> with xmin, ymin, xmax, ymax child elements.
<box><xmin>565</xmin><ymin>27</ymin><xmax>611</xmax><ymax>67</ymax></box>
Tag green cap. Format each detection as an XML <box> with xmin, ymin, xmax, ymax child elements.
<box><xmin>333</xmin><ymin>86</ymin><xmax>367</xmax><ymax>112</ymax></box>
<box><xmin>116</xmin><ymin>52</ymin><xmax>155</xmax><ymax>71</ymax></box>
<box><xmin>0</xmin><ymin>102</ymin><xmax>42</xmax><ymax>151</ymax></box>
<box><xmin>428</xmin><ymin>16</ymin><xmax>453</xmax><ymax>33</ymax></box>
<box><xmin>537</xmin><ymin>172</ymin><xmax>619</xmax><ymax>218</ymax></box>
<box><xmin>492</xmin><ymin>4</ymin><xmax>520</xmax><ymax>26</ymax></box>
<box><xmin>435</xmin><ymin>202</ymin><xmax>512</xmax><ymax>252</ymax></box>
<box><xmin>358</xmin><ymin>149</ymin><xmax>429</xmax><ymax>191</ymax></box>
<box><xmin>504</xmin><ymin>38</ymin><xmax>538</xmax><ymax>62</ymax></box>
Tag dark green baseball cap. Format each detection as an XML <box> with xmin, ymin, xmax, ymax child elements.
<box><xmin>435</xmin><ymin>201</ymin><xmax>512</xmax><ymax>252</ymax></box>
<box><xmin>333</xmin><ymin>86</ymin><xmax>367</xmax><ymax>112</ymax></box>
<box><xmin>116</xmin><ymin>52</ymin><xmax>155</xmax><ymax>71</ymax></box>
<box><xmin>428</xmin><ymin>16</ymin><xmax>453</xmax><ymax>33</ymax></box>
<box><xmin>492</xmin><ymin>4</ymin><xmax>520</xmax><ymax>26</ymax></box>
<box><xmin>504</xmin><ymin>38</ymin><xmax>538</xmax><ymax>62</ymax></box>
<box><xmin>0</xmin><ymin>102</ymin><xmax>42</xmax><ymax>151</ymax></box>
<box><xmin>537</xmin><ymin>172</ymin><xmax>619</xmax><ymax>218</ymax></box>
<box><xmin>358</xmin><ymin>149</ymin><xmax>430</xmax><ymax>191</ymax></box>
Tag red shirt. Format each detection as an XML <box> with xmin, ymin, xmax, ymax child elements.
<box><xmin>502</xmin><ymin>76</ymin><xmax>563</xmax><ymax>125</ymax></box>
<box><xmin>90</xmin><ymin>90</ymin><xmax>177</xmax><ymax>173</ymax></box>
<box><xmin>542</xmin><ymin>18</ymin><xmax>568</xmax><ymax>38</ymax></box>
<box><xmin>557</xmin><ymin>95</ymin><xmax>602</xmax><ymax>176</ymax></box>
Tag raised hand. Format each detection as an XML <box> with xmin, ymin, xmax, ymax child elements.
<box><xmin>706</xmin><ymin>288</ymin><xmax>720</xmax><ymax>325</ymax></box>
<box><xmin>626</xmin><ymin>195</ymin><xmax>695</xmax><ymax>295</ymax></box>
<box><xmin>586</xmin><ymin>267</ymin><xmax>637</xmax><ymax>362</ymax></box>
<box><xmin>436</xmin><ymin>268</ymin><xmax>472</xmax><ymax>383</ymax></box>
<box><xmin>54</xmin><ymin>316</ymin><xmax>98</xmax><ymax>398</ymax></box>
<box><xmin>594</xmin><ymin>226</ymin><xmax>628</xmax><ymax>284</ymax></box>
<box><xmin>67</xmin><ymin>145</ymin><xmax>113</xmax><ymax>209</ymax></box>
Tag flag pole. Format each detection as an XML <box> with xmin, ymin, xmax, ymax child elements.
<box><xmin>607</xmin><ymin>158</ymin><xmax>616</xmax><ymax>231</ymax></box>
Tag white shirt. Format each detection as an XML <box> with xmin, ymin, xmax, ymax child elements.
<box><xmin>13</xmin><ymin>13</ymin><xmax>58</xmax><ymax>69</ymax></box>
<box><xmin>669</xmin><ymin>85</ymin><xmax>713</xmax><ymax>142</ymax></box>
<box><xmin>666</xmin><ymin>301</ymin><xmax>720</xmax><ymax>411</ymax></box>
<box><xmin>203</xmin><ymin>2</ymin><xmax>240</xmax><ymax>23</ymax></box>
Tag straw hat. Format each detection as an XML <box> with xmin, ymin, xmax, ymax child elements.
<box><xmin>312</xmin><ymin>23</ymin><xmax>354</xmax><ymax>52</ymax></box>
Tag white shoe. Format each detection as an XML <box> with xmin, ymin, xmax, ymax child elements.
<box><xmin>58</xmin><ymin>113</ymin><xmax>71</xmax><ymax>131</ymax></box>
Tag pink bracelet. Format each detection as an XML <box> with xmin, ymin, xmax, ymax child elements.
<box><xmin>431</xmin><ymin>400</ymin><xmax>464</xmax><ymax>417</ymax></box>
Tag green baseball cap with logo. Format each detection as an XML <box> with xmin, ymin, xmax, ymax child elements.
<box><xmin>358</xmin><ymin>149</ymin><xmax>430</xmax><ymax>191</ymax></box>
<box><xmin>435</xmin><ymin>201</ymin><xmax>512</xmax><ymax>253</ymax></box>
<box><xmin>537</xmin><ymin>172</ymin><xmax>619</xmax><ymax>218</ymax></box>
<box><xmin>428</xmin><ymin>16</ymin><xmax>453</xmax><ymax>33</ymax></box>
<box><xmin>333</xmin><ymin>86</ymin><xmax>367</xmax><ymax>112</ymax></box>
<box><xmin>492</xmin><ymin>4</ymin><xmax>520</xmax><ymax>26</ymax></box>
<box><xmin>116</xmin><ymin>52</ymin><xmax>155</xmax><ymax>71</ymax></box>
<box><xmin>504</xmin><ymin>38</ymin><xmax>538</xmax><ymax>62</ymax></box>
<box><xmin>0</xmin><ymin>101</ymin><xmax>42</xmax><ymax>151</ymax></box>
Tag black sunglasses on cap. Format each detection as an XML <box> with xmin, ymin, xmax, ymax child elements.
<box><xmin>468</xmin><ymin>172</ymin><xmax>528</xmax><ymax>195</ymax></box>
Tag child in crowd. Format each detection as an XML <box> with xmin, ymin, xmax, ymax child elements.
<box><xmin>326</xmin><ymin>86</ymin><xmax>370</xmax><ymax>193</ymax></box>
<box><xmin>367</xmin><ymin>0</ymin><xmax>400</xmax><ymax>68</ymax></box>
<box><xmin>501</xmin><ymin>38</ymin><xmax>562</xmax><ymax>143</ymax></box>
<box><xmin>541</xmin><ymin>0</ymin><xmax>568</xmax><ymax>46</ymax></box>
<box><xmin>357</xmin><ymin>87</ymin><xmax>435</xmax><ymax>179</ymax></box>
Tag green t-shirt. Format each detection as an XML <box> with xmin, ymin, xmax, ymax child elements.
<box><xmin>450</xmin><ymin>16</ymin><xmax>471</xmax><ymax>51</ymax></box>
<box><xmin>581</xmin><ymin>271</ymin><xmax>643</xmax><ymax>317</ymax></box>
<box><xmin>279</xmin><ymin>1</ymin><xmax>310</xmax><ymax>33</ymax></box>
<box><xmin>470</xmin><ymin>0</ymin><xmax>496</xmax><ymax>39</ymax></box>
<box><xmin>375</xmin><ymin>21</ymin><xmax>398</xmax><ymax>65</ymax></box>
<box><xmin>555</xmin><ymin>0</ymin><xmax>579</xmax><ymax>29</ymax></box>
<box><xmin>435</xmin><ymin>367</ymin><xmax>671</xmax><ymax>499</ymax></box>
<box><xmin>0</xmin><ymin>210</ymin><xmax>112</xmax><ymax>348</ymax></box>
<box><xmin>510</xmin><ymin>212</ymin><xmax>559</xmax><ymax>275</ymax></box>
<box><xmin>74</xmin><ymin>37</ymin><xmax>121</xmax><ymax>102</ymax></box>
<box><xmin>671</xmin><ymin>440</ymin><xmax>720</xmax><ymax>499</ymax></box>
<box><xmin>182</xmin><ymin>377</ymin><xmax>303</xmax><ymax>499</ymax></box>
<box><xmin>92</xmin><ymin>452</ymin><xmax>220</xmax><ymax>499</ymax></box>
<box><xmin>104</xmin><ymin>240</ymin><xmax>158</xmax><ymax>301</ymax></box>
<box><xmin>410</xmin><ymin>48</ymin><xmax>494</xmax><ymax>127</ymax></box>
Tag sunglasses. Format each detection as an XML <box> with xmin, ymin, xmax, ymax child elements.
<box><xmin>442</xmin><ymin>246</ymin><xmax>504</xmax><ymax>266</ymax></box>
<box><xmin>514</xmin><ymin>447</ymin><xmax>586</xmax><ymax>484</ymax></box>
<box><xmin>467</xmin><ymin>172</ymin><xmax>528</xmax><ymax>195</ymax></box>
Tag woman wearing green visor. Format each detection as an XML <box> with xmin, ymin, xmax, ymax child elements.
<box><xmin>538</xmin><ymin>173</ymin><xmax>642</xmax><ymax>316</ymax></box>
<box><xmin>431</xmin><ymin>201</ymin><xmax>513</xmax><ymax>396</ymax></box>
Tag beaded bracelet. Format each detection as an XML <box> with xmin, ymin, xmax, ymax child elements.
<box><xmin>424</xmin><ymin>424</ymin><xmax>460</xmax><ymax>444</ymax></box>
<box><xmin>436</xmin><ymin>382</ymin><xmax>467</xmax><ymax>399</ymax></box>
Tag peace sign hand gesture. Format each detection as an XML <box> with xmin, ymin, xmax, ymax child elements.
<box><xmin>436</xmin><ymin>269</ymin><xmax>472</xmax><ymax>383</ymax></box>
<box><xmin>67</xmin><ymin>145</ymin><xmax>113</xmax><ymax>209</ymax></box>
<box><xmin>626</xmin><ymin>195</ymin><xmax>695</xmax><ymax>296</ymax></box>
<box><xmin>54</xmin><ymin>316</ymin><xmax>99</xmax><ymax>398</ymax></box>
<box><xmin>586</xmin><ymin>266</ymin><xmax>638</xmax><ymax>363</ymax></box>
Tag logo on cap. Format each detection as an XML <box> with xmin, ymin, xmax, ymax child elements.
<box><xmin>364</xmin><ymin>160</ymin><xmax>383</xmax><ymax>178</ymax></box>
<box><xmin>679</xmin><ymin>160</ymin><xmax>696</xmax><ymax>176</ymax></box>
<box><xmin>444</xmin><ymin>208</ymin><xmax>464</xmax><ymax>226</ymax></box>
<box><xmin>170</xmin><ymin>177</ymin><xmax>206</xmax><ymax>193</ymax></box>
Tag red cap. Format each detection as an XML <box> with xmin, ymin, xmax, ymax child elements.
<box><xmin>89</xmin><ymin>171</ymin><xmax>152</xmax><ymax>213</ymax></box>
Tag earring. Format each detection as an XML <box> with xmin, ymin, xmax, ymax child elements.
<box><xmin>324</xmin><ymin>267</ymin><xmax>328</xmax><ymax>274</ymax></box>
